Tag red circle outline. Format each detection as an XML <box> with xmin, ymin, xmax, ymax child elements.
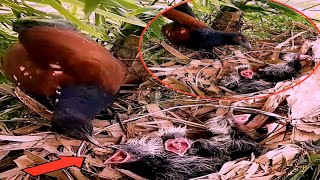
<box><xmin>138</xmin><ymin>0</ymin><xmax>320</xmax><ymax>101</ymax></box>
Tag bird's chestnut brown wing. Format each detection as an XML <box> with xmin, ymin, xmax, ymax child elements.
<box><xmin>161</xmin><ymin>23</ymin><xmax>191</xmax><ymax>45</ymax></box>
<box><xmin>18</xmin><ymin>27</ymin><xmax>127</xmax><ymax>95</ymax></box>
<box><xmin>2</xmin><ymin>43</ymin><xmax>73</xmax><ymax>97</ymax></box>
<box><xmin>162</xmin><ymin>8</ymin><xmax>208</xmax><ymax>28</ymax></box>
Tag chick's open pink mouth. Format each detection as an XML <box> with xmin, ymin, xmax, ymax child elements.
<box><xmin>105</xmin><ymin>150</ymin><xmax>131</xmax><ymax>164</ymax></box>
<box><xmin>165</xmin><ymin>138</ymin><xmax>191</xmax><ymax>156</ymax></box>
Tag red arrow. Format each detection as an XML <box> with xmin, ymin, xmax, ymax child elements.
<box><xmin>23</xmin><ymin>156</ymin><xmax>85</xmax><ymax>176</ymax></box>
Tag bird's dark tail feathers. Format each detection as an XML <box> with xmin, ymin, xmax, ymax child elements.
<box><xmin>13</xmin><ymin>19</ymin><xmax>77</xmax><ymax>33</ymax></box>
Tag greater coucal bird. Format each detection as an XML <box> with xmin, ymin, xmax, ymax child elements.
<box><xmin>161</xmin><ymin>3</ymin><xmax>252</xmax><ymax>51</ymax></box>
<box><xmin>2</xmin><ymin>19</ymin><xmax>127</xmax><ymax>144</ymax></box>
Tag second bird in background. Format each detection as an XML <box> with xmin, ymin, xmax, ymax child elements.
<box><xmin>161</xmin><ymin>2</ymin><xmax>252</xmax><ymax>52</ymax></box>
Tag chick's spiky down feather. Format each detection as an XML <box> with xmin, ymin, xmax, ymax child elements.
<box><xmin>107</xmin><ymin>134</ymin><xmax>223</xmax><ymax>180</ymax></box>
<box><xmin>217</xmin><ymin>54</ymin><xmax>305</xmax><ymax>94</ymax></box>
<box><xmin>187</xmin><ymin>116</ymin><xmax>262</xmax><ymax>159</ymax></box>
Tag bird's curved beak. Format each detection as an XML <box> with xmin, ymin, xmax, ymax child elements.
<box><xmin>242</xmin><ymin>41</ymin><xmax>252</xmax><ymax>50</ymax></box>
<box><xmin>84</xmin><ymin>134</ymin><xmax>103</xmax><ymax>148</ymax></box>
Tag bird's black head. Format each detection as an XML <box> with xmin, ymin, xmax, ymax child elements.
<box><xmin>13</xmin><ymin>19</ymin><xmax>77</xmax><ymax>33</ymax></box>
<box><xmin>188</xmin><ymin>28</ymin><xmax>252</xmax><ymax>51</ymax></box>
<box><xmin>232</xmin><ymin>33</ymin><xmax>252</xmax><ymax>49</ymax></box>
<box><xmin>52</xmin><ymin>85</ymin><xmax>117</xmax><ymax>144</ymax></box>
<box><xmin>52</xmin><ymin>106</ymin><xmax>93</xmax><ymax>140</ymax></box>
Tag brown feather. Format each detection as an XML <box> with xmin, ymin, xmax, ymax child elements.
<box><xmin>3</xmin><ymin>26</ymin><xmax>127</xmax><ymax>96</ymax></box>
<box><xmin>162</xmin><ymin>8</ymin><xmax>208</xmax><ymax>29</ymax></box>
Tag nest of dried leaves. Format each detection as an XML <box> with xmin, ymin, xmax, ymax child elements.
<box><xmin>1</xmin><ymin>35</ymin><xmax>320</xmax><ymax>180</ymax></box>
<box><xmin>141</xmin><ymin>24</ymin><xmax>318</xmax><ymax>99</ymax></box>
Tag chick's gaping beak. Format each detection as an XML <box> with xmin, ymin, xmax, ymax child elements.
<box><xmin>164</xmin><ymin>138</ymin><xmax>191</xmax><ymax>156</ymax></box>
<box><xmin>240</xmin><ymin>69</ymin><xmax>254</xmax><ymax>79</ymax></box>
<box><xmin>105</xmin><ymin>150</ymin><xmax>132</xmax><ymax>164</ymax></box>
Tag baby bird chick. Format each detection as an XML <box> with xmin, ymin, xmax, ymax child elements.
<box><xmin>159</xmin><ymin>115</ymin><xmax>261</xmax><ymax>160</ymax></box>
<box><xmin>258</xmin><ymin>53</ymin><xmax>308</xmax><ymax>82</ymax></box>
<box><xmin>191</xmin><ymin>114</ymin><xmax>262</xmax><ymax>159</ymax></box>
<box><xmin>106</xmin><ymin>135</ymin><xmax>222</xmax><ymax>180</ymax></box>
<box><xmin>217</xmin><ymin>64</ymin><xmax>274</xmax><ymax>94</ymax></box>
<box><xmin>217</xmin><ymin>53</ymin><xmax>310</xmax><ymax>94</ymax></box>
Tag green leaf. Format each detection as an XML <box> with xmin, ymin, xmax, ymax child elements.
<box><xmin>127</xmin><ymin>7</ymin><xmax>155</xmax><ymax>16</ymax></box>
<box><xmin>310</xmin><ymin>154</ymin><xmax>320</xmax><ymax>165</ymax></box>
<box><xmin>108</xmin><ymin>0</ymin><xmax>139</xmax><ymax>9</ymax></box>
<box><xmin>84</xmin><ymin>0</ymin><xmax>100</xmax><ymax>17</ymax></box>
<box><xmin>62</xmin><ymin>0</ymin><xmax>146</xmax><ymax>27</ymax></box>
<box><xmin>39</xmin><ymin>0</ymin><xmax>101</xmax><ymax>38</ymax></box>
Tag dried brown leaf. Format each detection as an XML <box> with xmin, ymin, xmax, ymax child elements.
<box><xmin>246</xmin><ymin>89</ymin><xmax>288</xmax><ymax>129</ymax></box>
<box><xmin>14</xmin><ymin>87</ymin><xmax>53</xmax><ymax>121</ymax></box>
<box><xmin>159</xmin><ymin>41</ymin><xmax>190</xmax><ymax>60</ymax></box>
<box><xmin>24</xmin><ymin>151</ymin><xmax>69</xmax><ymax>179</ymax></box>
<box><xmin>12</xmin><ymin>125</ymin><xmax>43</xmax><ymax>135</ymax></box>
<box><xmin>98</xmin><ymin>166</ymin><xmax>122</xmax><ymax>179</ymax></box>
<box><xmin>0</xmin><ymin>134</ymin><xmax>47</xmax><ymax>142</ymax></box>
<box><xmin>0</xmin><ymin>84</ymin><xmax>15</xmax><ymax>96</ymax></box>
<box><xmin>292</xmin><ymin>128</ymin><xmax>320</xmax><ymax>141</ymax></box>
<box><xmin>146</xmin><ymin>104</ymin><xmax>173</xmax><ymax>128</ymax></box>
<box><xmin>14</xmin><ymin>155</ymin><xmax>34</xmax><ymax>169</ymax></box>
<box><xmin>271</xmin><ymin>31</ymin><xmax>307</xmax><ymax>61</ymax></box>
<box><xmin>0</xmin><ymin>168</ymin><xmax>23</xmax><ymax>179</ymax></box>
<box><xmin>69</xmin><ymin>167</ymin><xmax>88</xmax><ymax>180</ymax></box>
<box><xmin>0</xmin><ymin>150</ymin><xmax>9</xmax><ymax>161</ymax></box>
